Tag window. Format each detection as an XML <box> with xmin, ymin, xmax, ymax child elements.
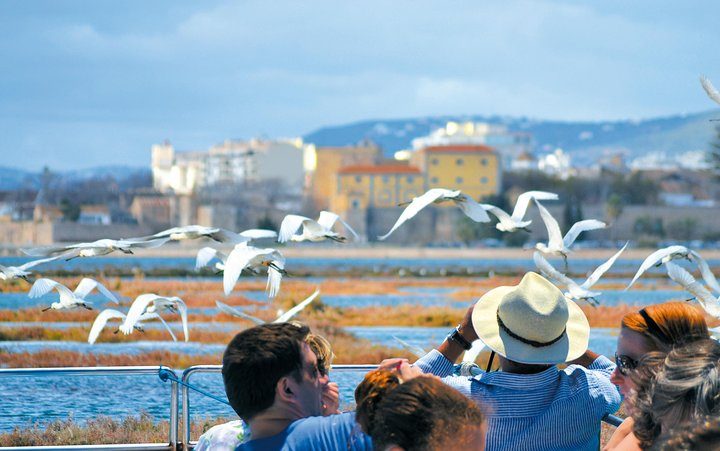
<box><xmin>406</xmin><ymin>176</ymin><xmax>414</xmax><ymax>183</ymax></box>
<box><xmin>351</xmin><ymin>199</ymin><xmax>360</xmax><ymax>209</ymax></box>
<box><xmin>431</xmin><ymin>177</ymin><xmax>439</xmax><ymax>184</ymax></box>
<box><xmin>481</xmin><ymin>158</ymin><xmax>488</xmax><ymax>166</ymax></box>
<box><xmin>456</xmin><ymin>158</ymin><xmax>464</xmax><ymax>165</ymax></box>
<box><xmin>456</xmin><ymin>177</ymin><xmax>463</xmax><ymax>184</ymax></box>
<box><xmin>431</xmin><ymin>158</ymin><xmax>439</xmax><ymax>165</ymax></box>
<box><xmin>355</xmin><ymin>176</ymin><xmax>362</xmax><ymax>183</ymax></box>
<box><xmin>481</xmin><ymin>176</ymin><xmax>488</xmax><ymax>184</ymax></box>
<box><xmin>382</xmin><ymin>176</ymin><xmax>389</xmax><ymax>183</ymax></box>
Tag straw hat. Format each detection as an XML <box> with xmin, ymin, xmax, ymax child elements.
<box><xmin>471</xmin><ymin>272</ymin><xmax>589</xmax><ymax>365</ymax></box>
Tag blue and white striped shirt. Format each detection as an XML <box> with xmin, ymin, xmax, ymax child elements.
<box><xmin>415</xmin><ymin>350</ymin><xmax>621</xmax><ymax>451</ymax></box>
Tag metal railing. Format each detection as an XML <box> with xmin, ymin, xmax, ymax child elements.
<box><xmin>0</xmin><ymin>366</ymin><xmax>178</xmax><ymax>451</ymax></box>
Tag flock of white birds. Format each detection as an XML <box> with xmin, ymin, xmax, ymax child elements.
<box><xmin>4</xmin><ymin>187</ymin><xmax>720</xmax><ymax>350</ymax></box>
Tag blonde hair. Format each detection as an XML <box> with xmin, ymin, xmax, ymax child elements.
<box><xmin>305</xmin><ymin>332</ymin><xmax>334</xmax><ymax>376</ymax></box>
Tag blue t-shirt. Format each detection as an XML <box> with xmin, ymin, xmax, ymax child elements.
<box><xmin>235</xmin><ymin>412</ymin><xmax>372</xmax><ymax>451</ymax></box>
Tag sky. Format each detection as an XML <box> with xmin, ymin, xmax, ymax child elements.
<box><xmin>1</xmin><ymin>0</ymin><xmax>719</xmax><ymax>170</ymax></box>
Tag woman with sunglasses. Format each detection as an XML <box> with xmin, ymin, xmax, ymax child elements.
<box><xmin>603</xmin><ymin>301</ymin><xmax>709</xmax><ymax>451</ymax></box>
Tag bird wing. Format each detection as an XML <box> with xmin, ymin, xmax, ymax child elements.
<box><xmin>454</xmin><ymin>195</ymin><xmax>490</xmax><ymax>223</ymax></box>
<box><xmin>120</xmin><ymin>238</ymin><xmax>169</xmax><ymax>249</ymax></box>
<box><xmin>29</xmin><ymin>278</ymin><xmax>74</xmax><ymax>299</ymax></box>
<box><xmin>74</xmin><ymin>278</ymin><xmax>119</xmax><ymax>304</ymax></box>
<box><xmin>378</xmin><ymin>189</ymin><xmax>448</xmax><ymax>240</ymax></box>
<box><xmin>17</xmin><ymin>256</ymin><xmax>60</xmax><ymax>271</ymax></box>
<box><xmin>582</xmin><ymin>242</ymin><xmax>628</xmax><ymax>290</ymax></box>
<box><xmin>239</xmin><ymin>229</ymin><xmax>278</xmax><ymax>241</ymax></box>
<box><xmin>532</xmin><ymin>252</ymin><xmax>575</xmax><ymax>287</ymax></box>
<box><xmin>223</xmin><ymin>244</ymin><xmax>260</xmax><ymax>295</ymax></box>
<box><xmin>391</xmin><ymin>336</ymin><xmax>427</xmax><ymax>359</ymax></box>
<box><xmin>462</xmin><ymin>340</ymin><xmax>487</xmax><ymax>364</ymax></box>
<box><xmin>88</xmin><ymin>309</ymin><xmax>126</xmax><ymax>344</ymax></box>
<box><xmin>700</xmin><ymin>76</ymin><xmax>720</xmax><ymax>105</ymax></box>
<box><xmin>207</xmin><ymin>228</ymin><xmax>245</xmax><ymax>243</ymax></box>
<box><xmin>216</xmin><ymin>300</ymin><xmax>265</xmax><ymax>325</ymax></box>
<box><xmin>336</xmin><ymin>216</ymin><xmax>359</xmax><ymax>240</ymax></box>
<box><xmin>195</xmin><ymin>247</ymin><xmax>219</xmax><ymax>270</ymax></box>
<box><xmin>278</xmin><ymin>215</ymin><xmax>312</xmax><ymax>243</ymax></box>
<box><xmin>317</xmin><ymin>211</ymin><xmax>340</xmax><ymax>230</ymax></box>
<box><xmin>151</xmin><ymin>314</ymin><xmax>178</xmax><ymax>342</ymax></box>
<box><xmin>480</xmin><ymin>203</ymin><xmax>513</xmax><ymax>224</ymax></box>
<box><xmin>172</xmin><ymin>298</ymin><xmax>189</xmax><ymax>342</ymax></box>
<box><xmin>689</xmin><ymin>250</ymin><xmax>720</xmax><ymax>295</ymax></box>
<box><xmin>535</xmin><ymin>199</ymin><xmax>563</xmax><ymax>249</ymax></box>
<box><xmin>22</xmin><ymin>245</ymin><xmax>70</xmax><ymax>257</ymax></box>
<box><xmin>265</xmin><ymin>256</ymin><xmax>285</xmax><ymax>298</ymax></box>
<box><xmin>666</xmin><ymin>262</ymin><xmax>716</xmax><ymax>306</ymax></box>
<box><xmin>627</xmin><ymin>245</ymin><xmax>688</xmax><ymax>290</ymax></box>
<box><xmin>121</xmin><ymin>294</ymin><xmax>158</xmax><ymax>334</ymax></box>
<box><xmin>275</xmin><ymin>289</ymin><xmax>320</xmax><ymax>323</ymax></box>
<box><xmin>563</xmin><ymin>219</ymin><xmax>606</xmax><ymax>248</ymax></box>
<box><xmin>511</xmin><ymin>191</ymin><xmax>558</xmax><ymax>222</ymax></box>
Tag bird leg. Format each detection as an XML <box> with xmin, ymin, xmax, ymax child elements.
<box><xmin>267</xmin><ymin>262</ymin><xmax>289</xmax><ymax>276</ymax></box>
<box><xmin>519</xmin><ymin>227</ymin><xmax>532</xmax><ymax>233</ymax></box>
<box><xmin>41</xmin><ymin>306</ymin><xmax>51</xmax><ymax>312</ymax></box>
<box><xmin>119</xmin><ymin>248</ymin><xmax>134</xmax><ymax>255</ymax></box>
<box><xmin>19</xmin><ymin>275</ymin><xmax>31</xmax><ymax>284</ymax></box>
<box><xmin>561</xmin><ymin>253</ymin><xmax>569</xmax><ymax>272</ymax></box>
<box><xmin>684</xmin><ymin>297</ymin><xmax>697</xmax><ymax>303</ymax></box>
<box><xmin>82</xmin><ymin>304</ymin><xmax>93</xmax><ymax>310</ymax></box>
<box><xmin>328</xmin><ymin>235</ymin><xmax>347</xmax><ymax>243</ymax></box>
<box><xmin>65</xmin><ymin>255</ymin><xmax>80</xmax><ymax>261</ymax></box>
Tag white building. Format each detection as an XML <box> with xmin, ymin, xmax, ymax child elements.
<box><xmin>629</xmin><ymin>151</ymin><xmax>712</xmax><ymax>171</ymax></box>
<box><xmin>411</xmin><ymin>121</ymin><xmax>532</xmax><ymax>168</ymax></box>
<box><xmin>152</xmin><ymin>138</ymin><xmax>308</xmax><ymax>194</ymax></box>
<box><xmin>538</xmin><ymin>148</ymin><xmax>574</xmax><ymax>179</ymax></box>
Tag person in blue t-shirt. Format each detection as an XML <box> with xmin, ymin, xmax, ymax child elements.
<box><xmin>222</xmin><ymin>322</ymin><xmax>371</xmax><ymax>451</ymax></box>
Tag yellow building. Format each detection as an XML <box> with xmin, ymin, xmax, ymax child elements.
<box><xmin>306</xmin><ymin>144</ymin><xmax>380</xmax><ymax>210</ymax></box>
<box><xmin>333</xmin><ymin>164</ymin><xmax>424</xmax><ymax>213</ymax></box>
<box><xmin>411</xmin><ymin>144</ymin><xmax>501</xmax><ymax>200</ymax></box>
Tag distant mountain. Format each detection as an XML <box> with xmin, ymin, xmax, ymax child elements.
<box><xmin>0</xmin><ymin>166</ymin><xmax>151</xmax><ymax>191</ymax></box>
<box><xmin>303</xmin><ymin>110</ymin><xmax>720</xmax><ymax>165</ymax></box>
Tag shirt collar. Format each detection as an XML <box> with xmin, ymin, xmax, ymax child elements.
<box><xmin>478</xmin><ymin>366</ymin><xmax>560</xmax><ymax>390</ymax></box>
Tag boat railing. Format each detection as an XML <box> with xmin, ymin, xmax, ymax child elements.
<box><xmin>0</xmin><ymin>366</ymin><xmax>178</xmax><ymax>451</ymax></box>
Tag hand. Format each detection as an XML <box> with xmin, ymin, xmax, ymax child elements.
<box><xmin>378</xmin><ymin>358</ymin><xmax>424</xmax><ymax>382</ymax></box>
<box><xmin>459</xmin><ymin>304</ymin><xmax>479</xmax><ymax>342</ymax></box>
<box><xmin>378</xmin><ymin>358</ymin><xmax>409</xmax><ymax>372</ymax></box>
<box><xmin>321</xmin><ymin>382</ymin><xmax>340</xmax><ymax>416</ymax></box>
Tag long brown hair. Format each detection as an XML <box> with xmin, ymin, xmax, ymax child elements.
<box><xmin>355</xmin><ymin>370</ymin><xmax>485</xmax><ymax>450</ymax></box>
<box><xmin>621</xmin><ymin>302</ymin><xmax>709</xmax><ymax>352</ymax></box>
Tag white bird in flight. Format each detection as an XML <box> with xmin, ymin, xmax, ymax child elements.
<box><xmin>481</xmin><ymin>191</ymin><xmax>559</xmax><ymax>232</ymax></box>
<box><xmin>533</xmin><ymin>243</ymin><xmax>627</xmax><ymax>305</ymax></box>
<box><xmin>216</xmin><ymin>289</ymin><xmax>320</xmax><ymax>324</ymax></box>
<box><xmin>222</xmin><ymin>243</ymin><xmax>286</xmax><ymax>298</ymax></box>
<box><xmin>120</xmin><ymin>294</ymin><xmax>189</xmax><ymax>341</ymax></box>
<box><xmin>195</xmin><ymin>247</ymin><xmax>229</xmax><ymax>272</ymax></box>
<box><xmin>378</xmin><ymin>188</ymin><xmax>490</xmax><ymax>241</ymax></box>
<box><xmin>700</xmin><ymin>76</ymin><xmax>720</xmax><ymax>105</ymax></box>
<box><xmin>626</xmin><ymin>245</ymin><xmax>720</xmax><ymax>292</ymax></box>
<box><xmin>665</xmin><ymin>262</ymin><xmax>720</xmax><ymax>318</ymax></box>
<box><xmin>278</xmin><ymin>211</ymin><xmax>358</xmax><ymax>243</ymax></box>
<box><xmin>139</xmin><ymin>225</ymin><xmax>277</xmax><ymax>244</ymax></box>
<box><xmin>88</xmin><ymin>308</ymin><xmax>177</xmax><ymax>344</ymax></box>
<box><xmin>0</xmin><ymin>256</ymin><xmax>60</xmax><ymax>282</ymax></box>
<box><xmin>29</xmin><ymin>277</ymin><xmax>119</xmax><ymax>311</ymax></box>
<box><xmin>23</xmin><ymin>238</ymin><xmax>168</xmax><ymax>260</ymax></box>
<box><xmin>534</xmin><ymin>199</ymin><xmax>606</xmax><ymax>267</ymax></box>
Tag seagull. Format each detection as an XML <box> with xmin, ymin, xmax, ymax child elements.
<box><xmin>700</xmin><ymin>76</ymin><xmax>720</xmax><ymax>105</ymax></box>
<box><xmin>88</xmin><ymin>308</ymin><xmax>178</xmax><ymax>344</ymax></box>
<box><xmin>29</xmin><ymin>277</ymin><xmax>119</xmax><ymax>311</ymax></box>
<box><xmin>120</xmin><ymin>294</ymin><xmax>189</xmax><ymax>342</ymax></box>
<box><xmin>137</xmin><ymin>225</ymin><xmax>277</xmax><ymax>244</ymax></box>
<box><xmin>533</xmin><ymin>243</ymin><xmax>627</xmax><ymax>305</ymax></box>
<box><xmin>278</xmin><ymin>211</ymin><xmax>358</xmax><ymax>243</ymax></box>
<box><xmin>0</xmin><ymin>256</ymin><xmax>60</xmax><ymax>282</ymax></box>
<box><xmin>534</xmin><ymin>199</ymin><xmax>606</xmax><ymax>267</ymax></box>
<box><xmin>23</xmin><ymin>238</ymin><xmax>168</xmax><ymax>260</ymax></box>
<box><xmin>378</xmin><ymin>188</ymin><xmax>490</xmax><ymax>241</ymax></box>
<box><xmin>665</xmin><ymin>262</ymin><xmax>720</xmax><ymax>318</ymax></box>
<box><xmin>222</xmin><ymin>243</ymin><xmax>286</xmax><ymax>298</ymax></box>
<box><xmin>626</xmin><ymin>245</ymin><xmax>720</xmax><ymax>292</ymax></box>
<box><xmin>215</xmin><ymin>289</ymin><xmax>320</xmax><ymax>324</ymax></box>
<box><xmin>481</xmin><ymin>191</ymin><xmax>559</xmax><ymax>232</ymax></box>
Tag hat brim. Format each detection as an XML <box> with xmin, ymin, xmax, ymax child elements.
<box><xmin>471</xmin><ymin>285</ymin><xmax>590</xmax><ymax>365</ymax></box>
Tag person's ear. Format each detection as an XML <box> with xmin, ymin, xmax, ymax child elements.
<box><xmin>276</xmin><ymin>376</ymin><xmax>296</xmax><ymax>402</ymax></box>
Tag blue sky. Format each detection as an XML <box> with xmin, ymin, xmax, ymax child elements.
<box><xmin>1</xmin><ymin>0</ymin><xmax>719</xmax><ymax>170</ymax></box>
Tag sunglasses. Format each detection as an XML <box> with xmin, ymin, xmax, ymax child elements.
<box><xmin>614</xmin><ymin>353</ymin><xmax>640</xmax><ymax>376</ymax></box>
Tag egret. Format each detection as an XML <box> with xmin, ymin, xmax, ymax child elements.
<box><xmin>29</xmin><ymin>277</ymin><xmax>119</xmax><ymax>311</ymax></box>
<box><xmin>0</xmin><ymin>256</ymin><xmax>59</xmax><ymax>283</ymax></box>
<box><xmin>222</xmin><ymin>243</ymin><xmax>286</xmax><ymax>298</ymax></box>
<box><xmin>120</xmin><ymin>294</ymin><xmax>189</xmax><ymax>342</ymax></box>
<box><xmin>665</xmin><ymin>262</ymin><xmax>720</xmax><ymax>318</ymax></box>
<box><xmin>216</xmin><ymin>289</ymin><xmax>320</xmax><ymax>324</ymax></box>
<box><xmin>481</xmin><ymin>191</ymin><xmax>559</xmax><ymax>232</ymax></box>
<box><xmin>137</xmin><ymin>225</ymin><xmax>276</xmax><ymax>244</ymax></box>
<box><xmin>23</xmin><ymin>238</ymin><xmax>168</xmax><ymax>260</ymax></box>
<box><xmin>700</xmin><ymin>76</ymin><xmax>720</xmax><ymax>105</ymax></box>
<box><xmin>278</xmin><ymin>211</ymin><xmax>358</xmax><ymax>243</ymax></box>
<box><xmin>378</xmin><ymin>188</ymin><xmax>490</xmax><ymax>241</ymax></box>
<box><xmin>88</xmin><ymin>308</ymin><xmax>177</xmax><ymax>344</ymax></box>
<box><xmin>626</xmin><ymin>245</ymin><xmax>720</xmax><ymax>292</ymax></box>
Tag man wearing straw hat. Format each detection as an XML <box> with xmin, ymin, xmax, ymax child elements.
<box><xmin>411</xmin><ymin>272</ymin><xmax>621</xmax><ymax>451</ymax></box>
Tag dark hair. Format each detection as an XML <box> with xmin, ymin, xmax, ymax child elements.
<box><xmin>355</xmin><ymin>370</ymin><xmax>485</xmax><ymax>450</ymax></box>
<box><xmin>652</xmin><ymin>416</ymin><xmax>720</xmax><ymax>450</ymax></box>
<box><xmin>621</xmin><ymin>302</ymin><xmax>709</xmax><ymax>352</ymax></box>
<box><xmin>222</xmin><ymin>322</ymin><xmax>310</xmax><ymax>420</ymax></box>
<box><xmin>632</xmin><ymin>339</ymin><xmax>720</xmax><ymax>449</ymax></box>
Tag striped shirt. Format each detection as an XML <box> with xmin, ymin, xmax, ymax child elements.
<box><xmin>415</xmin><ymin>350</ymin><xmax>621</xmax><ymax>451</ymax></box>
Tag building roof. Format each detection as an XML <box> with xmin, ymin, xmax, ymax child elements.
<box><xmin>338</xmin><ymin>164</ymin><xmax>422</xmax><ymax>175</ymax></box>
<box><xmin>420</xmin><ymin>144</ymin><xmax>496</xmax><ymax>153</ymax></box>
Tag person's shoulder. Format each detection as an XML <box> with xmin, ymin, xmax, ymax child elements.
<box><xmin>196</xmin><ymin>420</ymin><xmax>248</xmax><ymax>451</ymax></box>
<box><xmin>288</xmin><ymin>412</ymin><xmax>372</xmax><ymax>450</ymax></box>
<box><xmin>290</xmin><ymin>412</ymin><xmax>358</xmax><ymax>432</ymax></box>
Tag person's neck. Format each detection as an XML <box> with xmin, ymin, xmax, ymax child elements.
<box><xmin>499</xmin><ymin>356</ymin><xmax>553</xmax><ymax>374</ymax></box>
<box><xmin>247</xmin><ymin>406</ymin><xmax>302</xmax><ymax>440</ymax></box>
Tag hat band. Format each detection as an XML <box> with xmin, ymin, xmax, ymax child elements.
<box><xmin>496</xmin><ymin>312</ymin><xmax>566</xmax><ymax>348</ymax></box>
